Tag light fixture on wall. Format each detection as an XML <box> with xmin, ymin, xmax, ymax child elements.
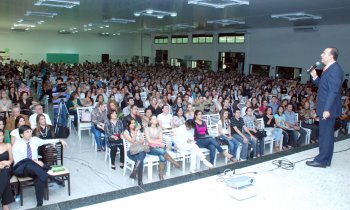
<box><xmin>271</xmin><ymin>12</ymin><xmax>322</xmax><ymax>21</ymax></box>
<box><xmin>104</xmin><ymin>18</ymin><xmax>136</xmax><ymax>24</ymax></box>
<box><xmin>25</xmin><ymin>11</ymin><xmax>58</xmax><ymax>18</ymax></box>
<box><xmin>188</xmin><ymin>0</ymin><xmax>249</xmax><ymax>9</ymax></box>
<box><xmin>35</xmin><ymin>0</ymin><xmax>80</xmax><ymax>9</ymax></box>
<box><xmin>134</xmin><ymin>9</ymin><xmax>177</xmax><ymax>19</ymax></box>
<box><xmin>207</xmin><ymin>19</ymin><xmax>245</xmax><ymax>26</ymax></box>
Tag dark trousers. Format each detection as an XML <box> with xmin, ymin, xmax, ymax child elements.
<box><xmin>0</xmin><ymin>168</ymin><xmax>14</xmax><ymax>205</ymax></box>
<box><xmin>20</xmin><ymin>164</ymin><xmax>49</xmax><ymax>206</ymax></box>
<box><xmin>110</xmin><ymin>145</ymin><xmax>125</xmax><ymax>165</ymax></box>
<box><xmin>196</xmin><ymin>137</ymin><xmax>224</xmax><ymax>164</ymax></box>
<box><xmin>314</xmin><ymin>118</ymin><xmax>335</xmax><ymax>165</ymax></box>
<box><xmin>301</xmin><ymin>122</ymin><xmax>319</xmax><ymax>141</ymax></box>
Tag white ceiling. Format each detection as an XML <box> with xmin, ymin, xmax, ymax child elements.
<box><xmin>1</xmin><ymin>0</ymin><xmax>350</xmax><ymax>35</ymax></box>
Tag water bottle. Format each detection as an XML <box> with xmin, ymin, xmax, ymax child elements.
<box><xmin>15</xmin><ymin>194</ymin><xmax>20</xmax><ymax>209</ymax></box>
<box><xmin>171</xmin><ymin>141</ymin><xmax>175</xmax><ymax>152</ymax></box>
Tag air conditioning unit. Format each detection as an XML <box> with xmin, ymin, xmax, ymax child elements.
<box><xmin>293</xmin><ymin>26</ymin><xmax>319</xmax><ymax>32</ymax></box>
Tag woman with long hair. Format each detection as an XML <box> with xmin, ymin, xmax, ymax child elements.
<box><xmin>8</xmin><ymin>86</ymin><xmax>19</xmax><ymax>104</ymax></box>
<box><xmin>193</xmin><ymin>110</ymin><xmax>235</xmax><ymax>164</ymax></box>
<box><xmin>104</xmin><ymin>110</ymin><xmax>124</xmax><ymax>169</ymax></box>
<box><xmin>172</xmin><ymin>107</ymin><xmax>186</xmax><ymax>128</ymax></box>
<box><xmin>0</xmin><ymin>129</ymin><xmax>14</xmax><ymax>210</ymax></box>
<box><xmin>122</xmin><ymin>118</ymin><xmax>146</xmax><ymax>185</ymax></box>
<box><xmin>0</xmin><ymin>89</ymin><xmax>12</xmax><ymax>118</ymax></box>
<box><xmin>145</xmin><ymin>115</ymin><xmax>180</xmax><ymax>180</ymax></box>
<box><xmin>83</xmin><ymin>90</ymin><xmax>93</xmax><ymax>106</ymax></box>
<box><xmin>10</xmin><ymin>115</ymin><xmax>26</xmax><ymax>144</ymax></box>
<box><xmin>217</xmin><ymin>110</ymin><xmax>238</xmax><ymax>157</ymax></box>
<box><xmin>263</xmin><ymin>106</ymin><xmax>288</xmax><ymax>151</ymax></box>
<box><xmin>274</xmin><ymin>106</ymin><xmax>292</xmax><ymax>149</ymax></box>
<box><xmin>0</xmin><ymin>118</ymin><xmax>11</xmax><ymax>144</ymax></box>
<box><xmin>67</xmin><ymin>91</ymin><xmax>82</xmax><ymax>127</ymax></box>
<box><xmin>184</xmin><ymin>104</ymin><xmax>195</xmax><ymax>120</ymax></box>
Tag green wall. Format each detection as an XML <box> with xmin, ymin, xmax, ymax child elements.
<box><xmin>46</xmin><ymin>53</ymin><xmax>79</xmax><ymax>64</ymax></box>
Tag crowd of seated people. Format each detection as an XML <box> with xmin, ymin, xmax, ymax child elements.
<box><xmin>1</xmin><ymin>59</ymin><xmax>350</xmax><ymax>207</ymax></box>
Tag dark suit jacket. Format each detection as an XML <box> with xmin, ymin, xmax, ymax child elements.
<box><xmin>313</xmin><ymin>62</ymin><xmax>344</xmax><ymax>118</ymax></box>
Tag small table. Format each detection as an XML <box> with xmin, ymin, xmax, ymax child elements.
<box><xmin>47</xmin><ymin>167</ymin><xmax>71</xmax><ymax>199</ymax></box>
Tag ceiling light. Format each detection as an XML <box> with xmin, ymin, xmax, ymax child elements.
<box><xmin>104</xmin><ymin>18</ymin><xmax>136</xmax><ymax>24</ymax></box>
<box><xmin>134</xmin><ymin>9</ymin><xmax>177</xmax><ymax>19</ymax></box>
<box><xmin>14</xmin><ymin>24</ymin><xmax>36</xmax><ymax>28</ymax></box>
<box><xmin>25</xmin><ymin>11</ymin><xmax>58</xmax><ymax>18</ymax></box>
<box><xmin>188</xmin><ymin>0</ymin><xmax>249</xmax><ymax>9</ymax></box>
<box><xmin>37</xmin><ymin>20</ymin><xmax>45</xmax><ymax>24</ymax></box>
<box><xmin>35</xmin><ymin>0</ymin><xmax>80</xmax><ymax>9</ymax></box>
<box><xmin>271</xmin><ymin>12</ymin><xmax>322</xmax><ymax>21</ymax></box>
<box><xmin>166</xmin><ymin>24</ymin><xmax>196</xmax><ymax>30</ymax></box>
<box><xmin>17</xmin><ymin>19</ymin><xmax>24</xmax><ymax>23</ymax></box>
<box><xmin>207</xmin><ymin>19</ymin><xmax>245</xmax><ymax>26</ymax></box>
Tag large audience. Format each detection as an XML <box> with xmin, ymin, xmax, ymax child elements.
<box><xmin>0</xmin><ymin>59</ymin><xmax>349</xmax><ymax>208</ymax></box>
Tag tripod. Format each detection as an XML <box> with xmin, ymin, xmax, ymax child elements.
<box><xmin>54</xmin><ymin>99</ymin><xmax>70</xmax><ymax>133</ymax></box>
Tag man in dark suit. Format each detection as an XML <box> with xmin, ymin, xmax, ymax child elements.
<box><xmin>307</xmin><ymin>47</ymin><xmax>343</xmax><ymax>168</ymax></box>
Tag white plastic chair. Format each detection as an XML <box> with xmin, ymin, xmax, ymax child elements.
<box><xmin>162</xmin><ymin>130</ymin><xmax>186</xmax><ymax>176</ymax></box>
<box><xmin>76</xmin><ymin>106</ymin><xmax>94</xmax><ymax>141</ymax></box>
<box><xmin>295</xmin><ymin>113</ymin><xmax>311</xmax><ymax>145</ymax></box>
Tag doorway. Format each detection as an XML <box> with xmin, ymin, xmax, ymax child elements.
<box><xmin>102</xmin><ymin>54</ymin><xmax>109</xmax><ymax>63</ymax></box>
<box><xmin>218</xmin><ymin>52</ymin><xmax>245</xmax><ymax>73</ymax></box>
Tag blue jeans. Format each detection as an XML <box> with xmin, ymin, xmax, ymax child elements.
<box><xmin>53</xmin><ymin>107</ymin><xmax>67</xmax><ymax>127</ymax></box>
<box><xmin>148</xmin><ymin>147</ymin><xmax>166</xmax><ymax>162</ymax></box>
<box><xmin>217</xmin><ymin>135</ymin><xmax>239</xmax><ymax>156</ymax></box>
<box><xmin>127</xmin><ymin>151</ymin><xmax>146</xmax><ymax>162</ymax></box>
<box><xmin>232</xmin><ymin>134</ymin><xmax>249</xmax><ymax>160</ymax></box>
<box><xmin>195</xmin><ymin>137</ymin><xmax>224</xmax><ymax>164</ymax></box>
<box><xmin>91</xmin><ymin>126</ymin><xmax>105</xmax><ymax>150</ymax></box>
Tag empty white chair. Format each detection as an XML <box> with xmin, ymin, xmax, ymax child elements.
<box><xmin>76</xmin><ymin>106</ymin><xmax>94</xmax><ymax>141</ymax></box>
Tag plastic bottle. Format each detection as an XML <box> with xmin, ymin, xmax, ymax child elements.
<box><xmin>15</xmin><ymin>194</ymin><xmax>20</xmax><ymax>209</ymax></box>
<box><xmin>171</xmin><ymin>141</ymin><xmax>175</xmax><ymax>152</ymax></box>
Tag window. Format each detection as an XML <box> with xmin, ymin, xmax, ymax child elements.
<box><xmin>192</xmin><ymin>34</ymin><xmax>213</xmax><ymax>44</ymax></box>
<box><xmin>171</xmin><ymin>35</ymin><xmax>188</xmax><ymax>44</ymax></box>
<box><xmin>218</xmin><ymin>33</ymin><xmax>245</xmax><ymax>44</ymax></box>
<box><xmin>154</xmin><ymin>36</ymin><xmax>168</xmax><ymax>44</ymax></box>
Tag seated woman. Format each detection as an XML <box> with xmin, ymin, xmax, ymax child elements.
<box><xmin>172</xmin><ymin>107</ymin><xmax>186</xmax><ymax>128</ymax></box>
<box><xmin>8</xmin><ymin>86</ymin><xmax>19</xmax><ymax>104</ymax></box>
<box><xmin>10</xmin><ymin>116</ymin><xmax>26</xmax><ymax>144</ymax></box>
<box><xmin>122</xmin><ymin>118</ymin><xmax>146</xmax><ymax>185</ymax></box>
<box><xmin>67</xmin><ymin>91</ymin><xmax>82</xmax><ymax>128</ymax></box>
<box><xmin>299</xmin><ymin>101</ymin><xmax>319</xmax><ymax>143</ymax></box>
<box><xmin>19</xmin><ymin>91</ymin><xmax>39</xmax><ymax>116</ymax></box>
<box><xmin>134</xmin><ymin>92</ymin><xmax>144</xmax><ymax>109</ymax></box>
<box><xmin>274</xmin><ymin>106</ymin><xmax>293</xmax><ymax>150</ymax></box>
<box><xmin>174</xmin><ymin>120</ymin><xmax>213</xmax><ymax>173</ymax></box>
<box><xmin>104</xmin><ymin>110</ymin><xmax>124</xmax><ymax>169</ymax></box>
<box><xmin>0</xmin><ymin>129</ymin><xmax>14</xmax><ymax>210</ymax></box>
<box><xmin>0</xmin><ymin>118</ymin><xmax>11</xmax><ymax>144</ymax></box>
<box><xmin>184</xmin><ymin>104</ymin><xmax>195</xmax><ymax>120</ymax></box>
<box><xmin>145</xmin><ymin>115</ymin><xmax>180</xmax><ymax>181</ymax></box>
<box><xmin>82</xmin><ymin>90</ymin><xmax>93</xmax><ymax>107</ymax></box>
<box><xmin>0</xmin><ymin>89</ymin><xmax>12</xmax><ymax>118</ymax></box>
<box><xmin>263</xmin><ymin>106</ymin><xmax>288</xmax><ymax>151</ymax></box>
<box><xmin>217</xmin><ymin>110</ymin><xmax>239</xmax><ymax>157</ymax></box>
<box><xmin>142</xmin><ymin>108</ymin><xmax>153</xmax><ymax>129</ymax></box>
<box><xmin>193</xmin><ymin>110</ymin><xmax>234</xmax><ymax>164</ymax></box>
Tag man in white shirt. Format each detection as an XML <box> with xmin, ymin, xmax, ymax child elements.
<box><xmin>122</xmin><ymin>97</ymin><xmax>134</xmax><ymax>116</ymax></box>
<box><xmin>29</xmin><ymin>104</ymin><xmax>52</xmax><ymax>129</ymax></box>
<box><xmin>157</xmin><ymin>105</ymin><xmax>173</xmax><ymax>130</ymax></box>
<box><xmin>12</xmin><ymin>125</ymin><xmax>67</xmax><ymax>207</ymax></box>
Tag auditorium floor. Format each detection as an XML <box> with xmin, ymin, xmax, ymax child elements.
<box><xmin>12</xmin><ymin>127</ymin><xmax>350</xmax><ymax>210</ymax></box>
<box><xmin>77</xmin><ymin>138</ymin><xmax>350</xmax><ymax>210</ymax></box>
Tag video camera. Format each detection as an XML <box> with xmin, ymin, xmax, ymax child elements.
<box><xmin>56</xmin><ymin>83</ymin><xmax>67</xmax><ymax>92</ymax></box>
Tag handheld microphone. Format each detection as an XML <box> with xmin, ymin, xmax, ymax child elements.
<box><xmin>307</xmin><ymin>61</ymin><xmax>321</xmax><ymax>73</ymax></box>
